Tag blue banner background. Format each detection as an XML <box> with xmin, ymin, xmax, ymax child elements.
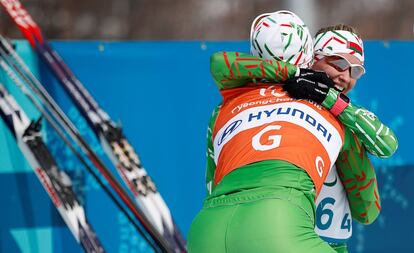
<box><xmin>0</xmin><ymin>40</ymin><xmax>412</xmax><ymax>252</ymax></box>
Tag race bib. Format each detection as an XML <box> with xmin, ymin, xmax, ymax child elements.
<box><xmin>315</xmin><ymin>165</ymin><xmax>352</xmax><ymax>243</ymax></box>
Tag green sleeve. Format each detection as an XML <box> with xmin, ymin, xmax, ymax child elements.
<box><xmin>210</xmin><ymin>51</ymin><xmax>298</xmax><ymax>90</ymax></box>
<box><xmin>205</xmin><ymin>104</ymin><xmax>221</xmax><ymax>196</ymax></box>
<box><xmin>323</xmin><ymin>88</ymin><xmax>398</xmax><ymax>158</ymax></box>
<box><xmin>337</xmin><ymin>129</ymin><xmax>381</xmax><ymax>224</ymax></box>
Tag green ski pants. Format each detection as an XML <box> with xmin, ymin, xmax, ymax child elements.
<box><xmin>188</xmin><ymin>187</ymin><xmax>336</xmax><ymax>253</ymax></box>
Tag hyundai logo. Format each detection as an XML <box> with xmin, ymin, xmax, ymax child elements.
<box><xmin>218</xmin><ymin>120</ymin><xmax>243</xmax><ymax>145</ymax></box>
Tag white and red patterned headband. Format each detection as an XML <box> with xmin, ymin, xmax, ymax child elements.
<box><xmin>314</xmin><ymin>30</ymin><xmax>364</xmax><ymax>63</ymax></box>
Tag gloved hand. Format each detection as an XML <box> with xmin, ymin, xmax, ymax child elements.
<box><xmin>284</xmin><ymin>69</ymin><xmax>335</xmax><ymax>104</ymax></box>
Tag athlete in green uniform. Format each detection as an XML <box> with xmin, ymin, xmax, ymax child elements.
<box><xmin>199</xmin><ymin>23</ymin><xmax>396</xmax><ymax>253</ymax></box>
<box><xmin>188</xmin><ymin>11</ymin><xmax>397</xmax><ymax>253</ymax></box>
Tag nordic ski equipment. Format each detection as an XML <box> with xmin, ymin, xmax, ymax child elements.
<box><xmin>0</xmin><ymin>38</ymin><xmax>170</xmax><ymax>253</ymax></box>
<box><xmin>0</xmin><ymin>46</ymin><xmax>161</xmax><ymax>251</ymax></box>
<box><xmin>0</xmin><ymin>83</ymin><xmax>105</xmax><ymax>253</ymax></box>
<box><xmin>0</xmin><ymin>1</ymin><xmax>186</xmax><ymax>251</ymax></box>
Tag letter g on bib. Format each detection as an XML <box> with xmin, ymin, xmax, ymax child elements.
<box><xmin>315</xmin><ymin>156</ymin><xmax>325</xmax><ymax>177</ymax></box>
<box><xmin>252</xmin><ymin>125</ymin><xmax>282</xmax><ymax>151</ymax></box>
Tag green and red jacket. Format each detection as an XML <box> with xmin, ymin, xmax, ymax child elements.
<box><xmin>205</xmin><ymin>51</ymin><xmax>398</xmax><ymax>224</ymax></box>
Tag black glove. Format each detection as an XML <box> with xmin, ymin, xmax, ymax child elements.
<box><xmin>296</xmin><ymin>68</ymin><xmax>335</xmax><ymax>85</ymax></box>
<box><xmin>283</xmin><ymin>69</ymin><xmax>335</xmax><ymax>104</ymax></box>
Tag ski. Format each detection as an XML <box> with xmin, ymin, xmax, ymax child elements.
<box><xmin>0</xmin><ymin>37</ymin><xmax>171</xmax><ymax>253</ymax></box>
<box><xmin>0</xmin><ymin>42</ymin><xmax>165</xmax><ymax>252</ymax></box>
<box><xmin>0</xmin><ymin>1</ymin><xmax>186</xmax><ymax>252</ymax></box>
<box><xmin>0</xmin><ymin>82</ymin><xmax>105</xmax><ymax>253</ymax></box>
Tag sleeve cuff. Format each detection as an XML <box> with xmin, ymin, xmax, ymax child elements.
<box><xmin>322</xmin><ymin>88</ymin><xmax>340</xmax><ymax>110</ymax></box>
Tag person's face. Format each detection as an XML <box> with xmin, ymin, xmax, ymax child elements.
<box><xmin>312</xmin><ymin>53</ymin><xmax>364</xmax><ymax>94</ymax></box>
